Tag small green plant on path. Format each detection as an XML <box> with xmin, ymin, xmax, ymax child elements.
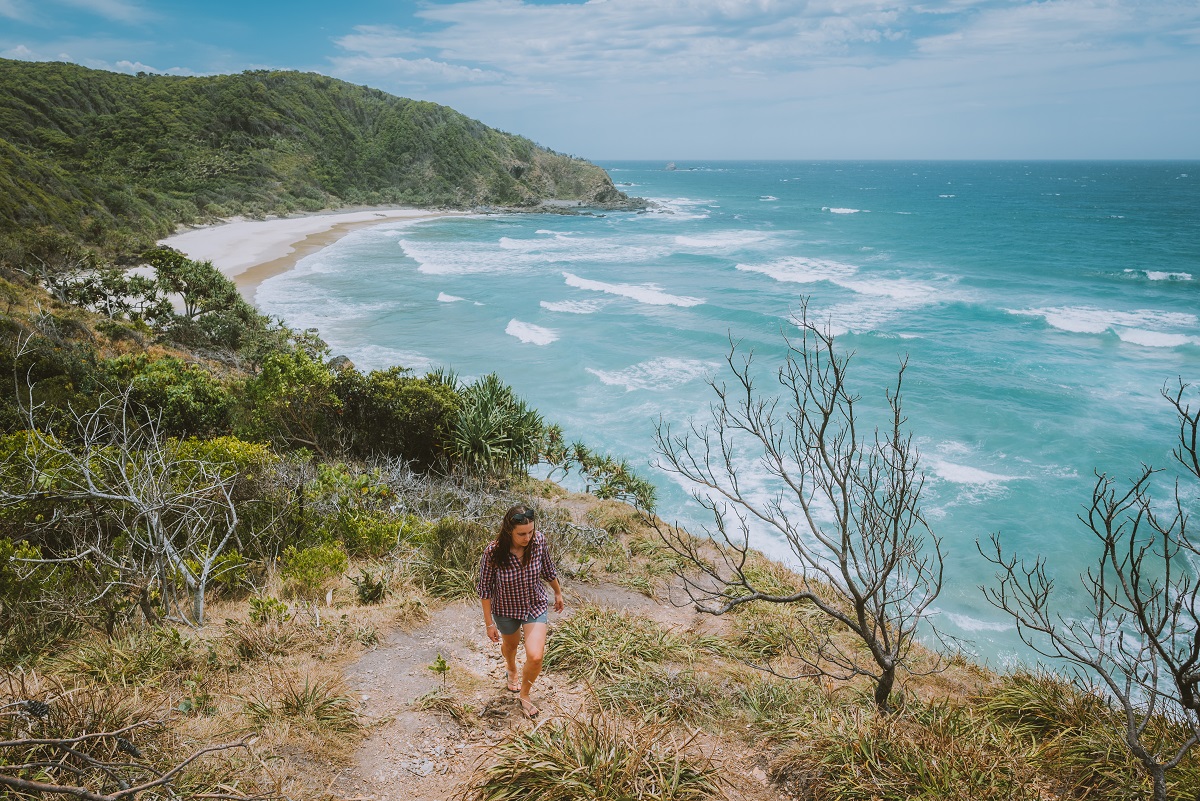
<box><xmin>429</xmin><ymin>653</ymin><xmax>449</xmax><ymax>689</ymax></box>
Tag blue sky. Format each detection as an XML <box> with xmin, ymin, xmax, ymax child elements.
<box><xmin>2</xmin><ymin>0</ymin><xmax>1198</xmax><ymax>160</ymax></box>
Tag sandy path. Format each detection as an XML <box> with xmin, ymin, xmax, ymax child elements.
<box><xmin>330</xmin><ymin>581</ymin><xmax>780</xmax><ymax>801</ymax></box>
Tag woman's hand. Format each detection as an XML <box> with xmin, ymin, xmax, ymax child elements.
<box><xmin>486</xmin><ymin>623</ymin><xmax>500</xmax><ymax>643</ymax></box>
<box><xmin>554</xmin><ymin>593</ymin><xmax>564</xmax><ymax>613</ymax></box>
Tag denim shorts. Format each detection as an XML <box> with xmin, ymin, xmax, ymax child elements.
<box><xmin>494</xmin><ymin>610</ymin><xmax>548</xmax><ymax>636</ymax></box>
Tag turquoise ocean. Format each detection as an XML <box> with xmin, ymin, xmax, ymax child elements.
<box><xmin>256</xmin><ymin>161</ymin><xmax>1200</xmax><ymax>667</ymax></box>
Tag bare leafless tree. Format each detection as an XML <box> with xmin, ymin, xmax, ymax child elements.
<box><xmin>652</xmin><ymin>303</ymin><xmax>943</xmax><ymax>712</ymax></box>
<box><xmin>1</xmin><ymin>379</ymin><xmax>240</xmax><ymax>627</ymax></box>
<box><xmin>981</xmin><ymin>379</ymin><xmax>1200</xmax><ymax>801</ymax></box>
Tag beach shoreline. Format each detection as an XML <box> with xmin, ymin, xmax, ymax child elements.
<box><xmin>158</xmin><ymin>207</ymin><xmax>459</xmax><ymax>299</ymax></box>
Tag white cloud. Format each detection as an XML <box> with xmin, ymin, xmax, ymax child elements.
<box><xmin>1</xmin><ymin>44</ymin><xmax>35</xmax><ymax>58</ymax></box>
<box><xmin>54</xmin><ymin>0</ymin><xmax>148</xmax><ymax>24</ymax></box>
<box><xmin>331</xmin><ymin>0</ymin><xmax>916</xmax><ymax>93</ymax></box>
<box><xmin>109</xmin><ymin>58</ymin><xmax>196</xmax><ymax>75</ymax></box>
<box><xmin>329</xmin><ymin>53</ymin><xmax>502</xmax><ymax>85</ymax></box>
<box><xmin>916</xmin><ymin>0</ymin><xmax>1197</xmax><ymax>56</ymax></box>
<box><xmin>0</xmin><ymin>0</ymin><xmax>24</xmax><ymax>20</ymax></box>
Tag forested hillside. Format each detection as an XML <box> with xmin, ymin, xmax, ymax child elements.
<box><xmin>0</xmin><ymin>58</ymin><xmax>631</xmax><ymax>254</ymax></box>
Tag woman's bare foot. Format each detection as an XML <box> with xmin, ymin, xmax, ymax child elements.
<box><xmin>506</xmin><ymin>671</ymin><xmax>521</xmax><ymax>692</ymax></box>
<box><xmin>518</xmin><ymin>696</ymin><xmax>539</xmax><ymax>719</ymax></box>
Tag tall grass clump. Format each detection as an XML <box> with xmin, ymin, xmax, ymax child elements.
<box><xmin>56</xmin><ymin>626</ymin><xmax>197</xmax><ymax>687</ymax></box>
<box><xmin>734</xmin><ymin>674</ymin><xmax>820</xmax><ymax>744</ymax></box>
<box><xmin>543</xmin><ymin>606</ymin><xmax>687</xmax><ymax>683</ymax></box>
<box><xmin>980</xmin><ymin>671</ymin><xmax>1200</xmax><ymax>799</ymax></box>
<box><xmin>595</xmin><ymin>667</ymin><xmax>729</xmax><ymax>727</ymax></box>
<box><xmin>461</xmin><ymin>713</ymin><xmax>724</xmax><ymax>801</ymax></box>
<box><xmin>770</xmin><ymin>700</ymin><xmax>1039</xmax><ymax>800</ymax></box>
<box><xmin>243</xmin><ymin>675</ymin><xmax>360</xmax><ymax>734</ymax></box>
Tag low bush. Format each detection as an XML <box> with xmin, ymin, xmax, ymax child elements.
<box><xmin>57</xmin><ymin>626</ymin><xmax>196</xmax><ymax>687</ymax></box>
<box><xmin>415</xmin><ymin>517</ymin><xmax>493</xmax><ymax>599</ymax></box>
<box><xmin>280</xmin><ymin>542</ymin><xmax>348</xmax><ymax>600</ymax></box>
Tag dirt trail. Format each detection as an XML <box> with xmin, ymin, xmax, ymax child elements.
<box><xmin>329</xmin><ymin>580</ymin><xmax>781</xmax><ymax>801</ymax></box>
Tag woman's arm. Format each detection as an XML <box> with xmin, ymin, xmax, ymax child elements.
<box><xmin>481</xmin><ymin>598</ymin><xmax>499</xmax><ymax>642</ymax></box>
<box><xmin>548</xmin><ymin>577</ymin><xmax>564</xmax><ymax>613</ymax></box>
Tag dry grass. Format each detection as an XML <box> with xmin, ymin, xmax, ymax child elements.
<box><xmin>458</xmin><ymin>712</ymin><xmax>726</xmax><ymax>801</ymax></box>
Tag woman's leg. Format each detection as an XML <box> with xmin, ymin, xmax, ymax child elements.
<box><xmin>519</xmin><ymin>622</ymin><xmax>548</xmax><ymax>710</ymax></box>
<box><xmin>500</xmin><ymin>628</ymin><xmax>522</xmax><ymax>688</ymax></box>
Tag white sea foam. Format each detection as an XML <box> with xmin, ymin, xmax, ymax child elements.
<box><xmin>505</xmin><ymin>319</ymin><xmax>559</xmax><ymax>345</ymax></box>
<box><xmin>1124</xmin><ymin>268</ymin><xmax>1193</xmax><ymax>281</ymax></box>
<box><xmin>1008</xmin><ymin>306</ymin><xmax>1199</xmax><ymax>346</ymax></box>
<box><xmin>586</xmin><ymin>357</ymin><xmax>718</xmax><ymax>392</ymax></box>
<box><xmin>645</xmin><ymin>197</ymin><xmax>714</xmax><ymax>220</ymax></box>
<box><xmin>401</xmin><ymin>233</ymin><xmax>670</xmax><ymax>275</ymax></box>
<box><xmin>942</xmin><ymin>611</ymin><xmax>1012</xmax><ymax>633</ymax></box>
<box><xmin>562</xmin><ymin>272</ymin><xmax>705</xmax><ymax>307</ymax></box>
<box><xmin>437</xmin><ymin>292</ymin><xmax>465</xmax><ymax>303</ymax></box>
<box><xmin>540</xmin><ymin>299</ymin><xmax>604</xmax><ymax>314</ymax></box>
<box><xmin>1116</xmin><ymin>330</ymin><xmax>1199</xmax><ymax>348</ymax></box>
<box><xmin>336</xmin><ymin>344</ymin><xmax>433</xmax><ymax>373</ymax></box>
<box><xmin>939</xmin><ymin>194</ymin><xmax>956</xmax><ymax>198</ymax></box>
<box><xmin>675</xmin><ymin>231</ymin><xmax>771</xmax><ymax>249</ymax></box>
<box><xmin>759</xmin><ymin>195</ymin><xmax>778</xmax><ymax>201</ymax></box>
<box><xmin>928</xmin><ymin>458</ymin><xmax>1018</xmax><ymax>486</ymax></box>
<box><xmin>736</xmin><ymin>256</ymin><xmax>859</xmax><ymax>284</ymax></box>
<box><xmin>822</xmin><ymin>207</ymin><xmax>862</xmax><ymax>214</ymax></box>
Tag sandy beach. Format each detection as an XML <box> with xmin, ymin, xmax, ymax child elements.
<box><xmin>159</xmin><ymin>208</ymin><xmax>455</xmax><ymax>299</ymax></box>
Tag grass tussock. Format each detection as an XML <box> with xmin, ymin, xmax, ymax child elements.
<box><xmin>54</xmin><ymin>626</ymin><xmax>198</xmax><ymax>687</ymax></box>
<box><xmin>243</xmin><ymin>673</ymin><xmax>361</xmax><ymax>734</ymax></box>
<box><xmin>0</xmin><ymin>672</ymin><xmax>234</xmax><ymax>797</ymax></box>
<box><xmin>734</xmin><ymin>673</ymin><xmax>822</xmax><ymax>745</ymax></box>
<box><xmin>979</xmin><ymin>671</ymin><xmax>1200</xmax><ymax>799</ymax></box>
<box><xmin>595</xmin><ymin>666</ymin><xmax>730</xmax><ymax>727</ymax></box>
<box><xmin>770</xmin><ymin>699</ymin><xmax>1041</xmax><ymax>801</ymax></box>
<box><xmin>544</xmin><ymin>606</ymin><xmax>688</xmax><ymax>683</ymax></box>
<box><xmin>415</xmin><ymin>687</ymin><xmax>478</xmax><ymax>726</ymax></box>
<box><xmin>460</xmin><ymin>713</ymin><xmax>725</xmax><ymax>801</ymax></box>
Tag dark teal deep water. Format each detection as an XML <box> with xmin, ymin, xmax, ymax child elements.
<box><xmin>257</xmin><ymin>161</ymin><xmax>1200</xmax><ymax>666</ymax></box>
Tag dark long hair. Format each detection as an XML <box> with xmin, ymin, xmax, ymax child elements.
<box><xmin>490</xmin><ymin>504</ymin><xmax>536</xmax><ymax>569</ymax></box>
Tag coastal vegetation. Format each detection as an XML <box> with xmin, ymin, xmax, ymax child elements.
<box><xmin>0</xmin><ymin>57</ymin><xmax>633</xmax><ymax>261</ymax></box>
<box><xmin>2</xmin><ymin>57</ymin><xmax>1200</xmax><ymax>800</ymax></box>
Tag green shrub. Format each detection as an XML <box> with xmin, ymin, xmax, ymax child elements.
<box><xmin>280</xmin><ymin>543</ymin><xmax>348</xmax><ymax>599</ymax></box>
<box><xmin>334</xmin><ymin>366</ymin><xmax>459</xmax><ymax>469</ymax></box>
<box><xmin>98</xmin><ymin>353</ymin><xmax>234</xmax><ymax>436</ymax></box>
<box><xmin>453</xmin><ymin>373</ymin><xmax>545</xmax><ymax>475</ymax></box>
<box><xmin>351</xmin><ymin>568</ymin><xmax>388</xmax><ymax>605</ymax></box>
<box><xmin>415</xmin><ymin>517</ymin><xmax>493</xmax><ymax>599</ymax></box>
<box><xmin>248</xmin><ymin>596</ymin><xmax>291</xmax><ymax>625</ymax></box>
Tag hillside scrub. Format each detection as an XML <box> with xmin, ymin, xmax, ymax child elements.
<box><xmin>0</xmin><ymin>58</ymin><xmax>637</xmax><ymax>262</ymax></box>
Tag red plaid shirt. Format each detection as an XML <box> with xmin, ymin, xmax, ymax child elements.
<box><xmin>477</xmin><ymin>531</ymin><xmax>558</xmax><ymax>620</ymax></box>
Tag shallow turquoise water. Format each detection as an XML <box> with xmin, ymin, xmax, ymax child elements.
<box><xmin>257</xmin><ymin>161</ymin><xmax>1200</xmax><ymax>667</ymax></box>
